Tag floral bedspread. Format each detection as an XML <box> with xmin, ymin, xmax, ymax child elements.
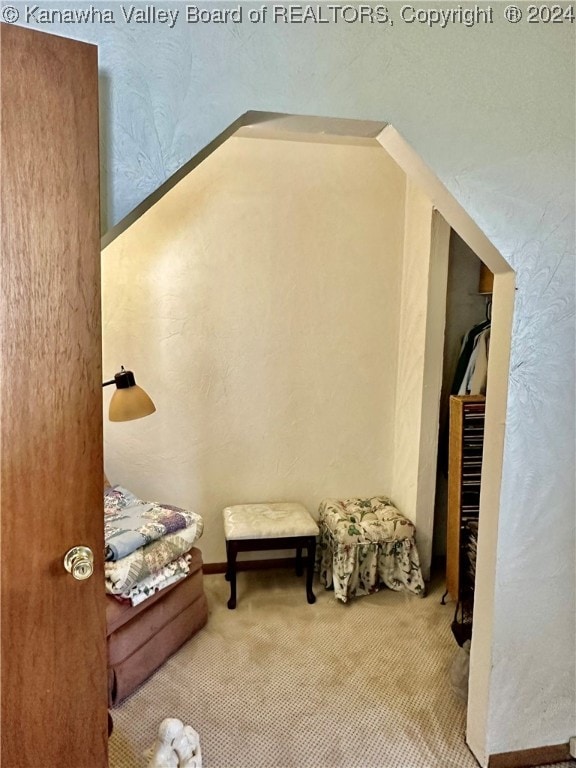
<box><xmin>104</xmin><ymin>485</ymin><xmax>202</xmax><ymax>562</ymax></box>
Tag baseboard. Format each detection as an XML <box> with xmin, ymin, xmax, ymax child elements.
<box><xmin>488</xmin><ymin>742</ymin><xmax>574</xmax><ymax>768</ymax></box>
<box><xmin>203</xmin><ymin>557</ymin><xmax>296</xmax><ymax>575</ymax></box>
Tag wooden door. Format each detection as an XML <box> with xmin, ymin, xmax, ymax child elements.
<box><xmin>0</xmin><ymin>24</ymin><xmax>108</xmax><ymax>767</ymax></box>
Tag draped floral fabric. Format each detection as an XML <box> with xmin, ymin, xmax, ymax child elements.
<box><xmin>317</xmin><ymin>496</ymin><xmax>425</xmax><ymax>602</ymax></box>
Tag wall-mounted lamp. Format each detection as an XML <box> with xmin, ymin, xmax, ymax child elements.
<box><xmin>102</xmin><ymin>366</ymin><xmax>156</xmax><ymax>422</ymax></box>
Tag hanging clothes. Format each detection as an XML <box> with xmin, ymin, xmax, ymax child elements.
<box><xmin>451</xmin><ymin>319</ymin><xmax>490</xmax><ymax>395</ymax></box>
<box><xmin>462</xmin><ymin>327</ymin><xmax>490</xmax><ymax>395</ymax></box>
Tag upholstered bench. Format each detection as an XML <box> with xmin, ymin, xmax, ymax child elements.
<box><xmin>317</xmin><ymin>496</ymin><xmax>425</xmax><ymax>602</ymax></box>
<box><xmin>106</xmin><ymin>546</ymin><xmax>208</xmax><ymax>705</ymax></box>
<box><xmin>222</xmin><ymin>502</ymin><xmax>319</xmax><ymax>609</ymax></box>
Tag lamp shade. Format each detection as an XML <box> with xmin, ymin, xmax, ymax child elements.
<box><xmin>105</xmin><ymin>368</ymin><xmax>156</xmax><ymax>422</ymax></box>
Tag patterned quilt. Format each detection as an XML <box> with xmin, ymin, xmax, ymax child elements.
<box><xmin>104</xmin><ymin>485</ymin><xmax>202</xmax><ymax>562</ymax></box>
<box><xmin>105</xmin><ymin>523</ymin><xmax>202</xmax><ymax>595</ymax></box>
<box><xmin>118</xmin><ymin>554</ymin><xmax>192</xmax><ymax>606</ymax></box>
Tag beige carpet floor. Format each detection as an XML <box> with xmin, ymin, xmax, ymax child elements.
<box><xmin>109</xmin><ymin>569</ymin><xmax>573</xmax><ymax>768</ymax></box>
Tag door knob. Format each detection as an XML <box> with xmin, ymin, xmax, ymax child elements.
<box><xmin>63</xmin><ymin>546</ymin><xmax>94</xmax><ymax>580</ymax></box>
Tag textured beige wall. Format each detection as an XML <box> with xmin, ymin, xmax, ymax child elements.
<box><xmin>102</xmin><ymin>135</ymin><xmax>407</xmax><ymax>564</ymax></box>
<box><xmin>391</xmin><ymin>182</ymin><xmax>450</xmax><ymax>579</ymax></box>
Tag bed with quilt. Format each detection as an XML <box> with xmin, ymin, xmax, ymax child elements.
<box><xmin>104</xmin><ymin>481</ymin><xmax>208</xmax><ymax>705</ymax></box>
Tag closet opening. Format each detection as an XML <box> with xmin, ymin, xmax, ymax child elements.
<box><xmin>101</xmin><ymin>112</ymin><xmax>516</xmax><ymax>767</ymax></box>
<box><xmin>435</xmin><ymin>236</ymin><xmax>493</xmax><ymax>639</ymax></box>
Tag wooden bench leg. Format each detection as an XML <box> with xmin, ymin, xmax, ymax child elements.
<box><xmin>305</xmin><ymin>536</ymin><xmax>316</xmax><ymax>604</ymax></box>
<box><xmin>295</xmin><ymin>546</ymin><xmax>303</xmax><ymax>577</ymax></box>
<box><xmin>226</xmin><ymin>539</ymin><xmax>238</xmax><ymax>609</ymax></box>
<box><xmin>224</xmin><ymin>535</ymin><xmax>317</xmax><ymax>608</ymax></box>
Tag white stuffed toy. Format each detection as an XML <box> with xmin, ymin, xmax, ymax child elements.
<box><xmin>174</xmin><ymin>725</ymin><xmax>202</xmax><ymax>768</ymax></box>
<box><xmin>147</xmin><ymin>718</ymin><xmax>202</xmax><ymax>768</ymax></box>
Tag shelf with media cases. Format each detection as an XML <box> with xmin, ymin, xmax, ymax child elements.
<box><xmin>443</xmin><ymin>395</ymin><xmax>486</xmax><ymax>646</ymax></box>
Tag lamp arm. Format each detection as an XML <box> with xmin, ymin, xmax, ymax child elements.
<box><xmin>102</xmin><ymin>379</ymin><xmax>116</xmax><ymax>387</ymax></box>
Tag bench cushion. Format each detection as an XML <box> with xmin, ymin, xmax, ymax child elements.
<box><xmin>223</xmin><ymin>502</ymin><xmax>319</xmax><ymax>540</ymax></box>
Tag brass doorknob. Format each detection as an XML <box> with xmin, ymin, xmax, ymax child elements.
<box><xmin>63</xmin><ymin>546</ymin><xmax>94</xmax><ymax>580</ymax></box>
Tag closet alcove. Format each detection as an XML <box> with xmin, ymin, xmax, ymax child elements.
<box><xmin>101</xmin><ymin>112</ymin><xmax>515</xmax><ymax>764</ymax></box>
<box><xmin>433</xmin><ymin>232</ymin><xmax>494</xmax><ymax>644</ymax></box>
